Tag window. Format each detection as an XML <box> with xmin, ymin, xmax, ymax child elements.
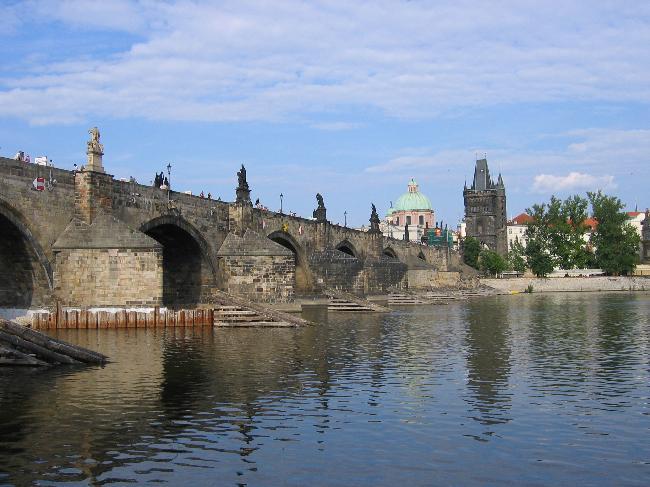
<box><xmin>396</xmin><ymin>217</ymin><xmax>400</xmax><ymax>226</ymax></box>
<box><xmin>406</xmin><ymin>216</ymin><xmax>412</xmax><ymax>225</ymax></box>
<box><xmin>419</xmin><ymin>215</ymin><xmax>424</xmax><ymax>225</ymax></box>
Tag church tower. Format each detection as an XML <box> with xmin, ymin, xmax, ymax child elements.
<box><xmin>463</xmin><ymin>158</ymin><xmax>507</xmax><ymax>255</ymax></box>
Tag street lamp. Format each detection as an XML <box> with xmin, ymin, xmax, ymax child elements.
<box><xmin>280</xmin><ymin>193</ymin><xmax>283</xmax><ymax>214</ymax></box>
<box><xmin>344</xmin><ymin>211</ymin><xmax>347</xmax><ymax>227</ymax></box>
<box><xmin>166</xmin><ymin>163</ymin><xmax>172</xmax><ymax>204</ymax></box>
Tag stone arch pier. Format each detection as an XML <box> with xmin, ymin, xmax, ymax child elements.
<box><xmin>141</xmin><ymin>216</ymin><xmax>218</xmax><ymax>307</ymax></box>
<box><xmin>0</xmin><ymin>199</ymin><xmax>52</xmax><ymax>307</ymax></box>
<box><xmin>267</xmin><ymin>230</ymin><xmax>313</xmax><ymax>293</ymax></box>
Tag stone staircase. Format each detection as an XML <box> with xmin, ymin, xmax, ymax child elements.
<box><xmin>327</xmin><ymin>298</ymin><xmax>381</xmax><ymax>312</ymax></box>
<box><xmin>213</xmin><ymin>304</ymin><xmax>296</xmax><ymax>327</ymax></box>
<box><xmin>387</xmin><ymin>293</ymin><xmax>430</xmax><ymax>306</ymax></box>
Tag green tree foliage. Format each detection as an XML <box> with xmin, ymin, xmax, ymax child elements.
<box><xmin>525</xmin><ymin>238</ymin><xmax>555</xmax><ymax>277</ymax></box>
<box><xmin>524</xmin><ymin>194</ymin><xmax>596</xmax><ymax>273</ymax></box>
<box><xmin>588</xmin><ymin>191</ymin><xmax>640</xmax><ymax>275</ymax></box>
<box><xmin>463</xmin><ymin>236</ymin><xmax>481</xmax><ymax>269</ymax></box>
<box><xmin>479</xmin><ymin>249</ymin><xmax>508</xmax><ymax>276</ymax></box>
<box><xmin>508</xmin><ymin>239</ymin><xmax>527</xmax><ymax>273</ymax></box>
<box><xmin>523</xmin><ymin>202</ymin><xmax>556</xmax><ymax>276</ymax></box>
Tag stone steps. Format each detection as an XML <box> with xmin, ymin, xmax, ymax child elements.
<box><xmin>387</xmin><ymin>294</ymin><xmax>429</xmax><ymax>305</ymax></box>
<box><xmin>213</xmin><ymin>304</ymin><xmax>295</xmax><ymax>327</ymax></box>
<box><xmin>328</xmin><ymin>298</ymin><xmax>377</xmax><ymax>312</ymax></box>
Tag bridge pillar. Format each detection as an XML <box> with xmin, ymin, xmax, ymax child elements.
<box><xmin>74</xmin><ymin>170</ymin><xmax>114</xmax><ymax>224</ymax></box>
<box><xmin>229</xmin><ymin>203</ymin><xmax>254</xmax><ymax>236</ymax></box>
<box><xmin>315</xmin><ymin>222</ymin><xmax>330</xmax><ymax>251</ymax></box>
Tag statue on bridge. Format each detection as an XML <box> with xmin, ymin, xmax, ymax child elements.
<box><xmin>85</xmin><ymin>126</ymin><xmax>105</xmax><ymax>172</ymax></box>
<box><xmin>369</xmin><ymin>203</ymin><xmax>381</xmax><ymax>234</ymax></box>
<box><xmin>235</xmin><ymin>164</ymin><xmax>252</xmax><ymax>205</ymax></box>
<box><xmin>313</xmin><ymin>193</ymin><xmax>327</xmax><ymax>222</ymax></box>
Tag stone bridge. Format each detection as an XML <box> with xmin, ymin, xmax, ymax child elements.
<box><xmin>0</xmin><ymin>133</ymin><xmax>464</xmax><ymax>309</ymax></box>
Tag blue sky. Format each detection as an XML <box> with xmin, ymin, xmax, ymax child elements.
<box><xmin>1</xmin><ymin>0</ymin><xmax>649</xmax><ymax>227</ymax></box>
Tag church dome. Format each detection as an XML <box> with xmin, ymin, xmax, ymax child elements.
<box><xmin>394</xmin><ymin>179</ymin><xmax>432</xmax><ymax>211</ymax></box>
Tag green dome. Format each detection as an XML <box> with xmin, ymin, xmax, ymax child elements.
<box><xmin>393</xmin><ymin>179</ymin><xmax>432</xmax><ymax>211</ymax></box>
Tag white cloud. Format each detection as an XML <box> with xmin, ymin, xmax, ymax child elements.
<box><xmin>532</xmin><ymin>172</ymin><xmax>616</xmax><ymax>193</ymax></box>
<box><xmin>1</xmin><ymin>1</ymin><xmax>650</xmax><ymax>124</ymax></box>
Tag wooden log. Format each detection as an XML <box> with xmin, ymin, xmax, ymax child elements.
<box><xmin>0</xmin><ymin>344</ymin><xmax>49</xmax><ymax>366</ymax></box>
<box><xmin>0</xmin><ymin>319</ymin><xmax>107</xmax><ymax>364</ymax></box>
<box><xmin>0</xmin><ymin>330</ymin><xmax>79</xmax><ymax>364</ymax></box>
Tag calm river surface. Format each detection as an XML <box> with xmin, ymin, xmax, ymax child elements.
<box><xmin>1</xmin><ymin>292</ymin><xmax>649</xmax><ymax>486</ymax></box>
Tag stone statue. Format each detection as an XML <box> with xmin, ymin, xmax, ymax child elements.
<box><xmin>369</xmin><ymin>203</ymin><xmax>381</xmax><ymax>233</ymax></box>
<box><xmin>87</xmin><ymin>126</ymin><xmax>104</xmax><ymax>155</ymax></box>
<box><xmin>235</xmin><ymin>164</ymin><xmax>251</xmax><ymax>205</ymax></box>
<box><xmin>237</xmin><ymin>164</ymin><xmax>248</xmax><ymax>189</ymax></box>
<box><xmin>313</xmin><ymin>193</ymin><xmax>327</xmax><ymax>222</ymax></box>
<box><xmin>85</xmin><ymin>126</ymin><xmax>105</xmax><ymax>172</ymax></box>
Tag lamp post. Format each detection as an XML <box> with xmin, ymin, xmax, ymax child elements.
<box><xmin>280</xmin><ymin>193</ymin><xmax>284</xmax><ymax>214</ymax></box>
<box><xmin>166</xmin><ymin>163</ymin><xmax>172</xmax><ymax>204</ymax></box>
<box><xmin>344</xmin><ymin>211</ymin><xmax>347</xmax><ymax>227</ymax></box>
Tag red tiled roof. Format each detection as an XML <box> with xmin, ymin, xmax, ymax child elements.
<box><xmin>510</xmin><ymin>213</ymin><xmax>533</xmax><ymax>225</ymax></box>
<box><xmin>627</xmin><ymin>211</ymin><xmax>643</xmax><ymax>217</ymax></box>
<box><xmin>584</xmin><ymin>217</ymin><xmax>598</xmax><ymax>230</ymax></box>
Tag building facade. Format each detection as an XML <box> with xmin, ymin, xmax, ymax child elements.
<box><xmin>507</xmin><ymin>212</ymin><xmax>532</xmax><ymax>250</ymax></box>
<box><xmin>463</xmin><ymin>158</ymin><xmax>507</xmax><ymax>255</ymax></box>
<box><xmin>382</xmin><ymin>179</ymin><xmax>435</xmax><ymax>242</ymax></box>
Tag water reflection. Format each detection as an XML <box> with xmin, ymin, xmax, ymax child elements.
<box><xmin>464</xmin><ymin>298</ymin><xmax>512</xmax><ymax>429</ymax></box>
<box><xmin>0</xmin><ymin>293</ymin><xmax>648</xmax><ymax>486</ymax></box>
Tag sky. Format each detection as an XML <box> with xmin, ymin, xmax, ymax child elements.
<box><xmin>1</xmin><ymin>0</ymin><xmax>649</xmax><ymax>227</ymax></box>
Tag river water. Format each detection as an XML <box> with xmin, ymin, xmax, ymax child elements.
<box><xmin>1</xmin><ymin>292</ymin><xmax>649</xmax><ymax>486</ymax></box>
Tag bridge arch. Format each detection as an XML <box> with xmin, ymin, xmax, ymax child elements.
<box><xmin>267</xmin><ymin>230</ymin><xmax>313</xmax><ymax>293</ymax></box>
<box><xmin>0</xmin><ymin>198</ymin><xmax>52</xmax><ymax>307</ymax></box>
<box><xmin>140</xmin><ymin>215</ymin><xmax>217</xmax><ymax>307</ymax></box>
<box><xmin>383</xmin><ymin>247</ymin><xmax>399</xmax><ymax>260</ymax></box>
<box><xmin>417</xmin><ymin>250</ymin><xmax>427</xmax><ymax>262</ymax></box>
<box><xmin>335</xmin><ymin>239</ymin><xmax>359</xmax><ymax>259</ymax></box>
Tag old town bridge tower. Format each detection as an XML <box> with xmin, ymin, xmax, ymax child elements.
<box><xmin>463</xmin><ymin>158</ymin><xmax>507</xmax><ymax>255</ymax></box>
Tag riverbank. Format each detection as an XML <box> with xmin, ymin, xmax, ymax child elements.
<box><xmin>482</xmin><ymin>276</ymin><xmax>649</xmax><ymax>294</ymax></box>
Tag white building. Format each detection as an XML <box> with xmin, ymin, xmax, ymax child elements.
<box><xmin>506</xmin><ymin>213</ymin><xmax>531</xmax><ymax>250</ymax></box>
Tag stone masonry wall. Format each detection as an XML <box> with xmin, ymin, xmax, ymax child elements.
<box><xmin>363</xmin><ymin>259</ymin><xmax>408</xmax><ymax>293</ymax></box>
<box><xmin>220</xmin><ymin>254</ymin><xmax>294</xmax><ymax>303</ymax></box>
<box><xmin>483</xmin><ymin>276</ymin><xmax>649</xmax><ymax>294</ymax></box>
<box><xmin>309</xmin><ymin>250</ymin><xmax>364</xmax><ymax>294</ymax></box>
<box><xmin>54</xmin><ymin>248</ymin><xmax>163</xmax><ymax>306</ymax></box>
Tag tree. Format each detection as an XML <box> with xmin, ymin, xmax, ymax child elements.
<box><xmin>524</xmin><ymin>194</ymin><xmax>595</xmax><ymax>272</ymax></box>
<box><xmin>524</xmin><ymin>202</ymin><xmax>556</xmax><ymax>277</ymax></box>
<box><xmin>479</xmin><ymin>249</ymin><xmax>508</xmax><ymax>276</ymax></box>
<box><xmin>463</xmin><ymin>236</ymin><xmax>481</xmax><ymax>269</ymax></box>
<box><xmin>588</xmin><ymin>191</ymin><xmax>640</xmax><ymax>275</ymax></box>
<box><xmin>525</xmin><ymin>238</ymin><xmax>555</xmax><ymax>277</ymax></box>
<box><xmin>508</xmin><ymin>239</ymin><xmax>527</xmax><ymax>273</ymax></box>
